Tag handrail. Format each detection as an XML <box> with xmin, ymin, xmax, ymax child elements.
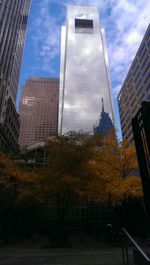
<box><xmin>121</xmin><ymin>227</ymin><xmax>150</xmax><ymax>263</ymax></box>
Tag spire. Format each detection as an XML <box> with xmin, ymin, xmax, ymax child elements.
<box><xmin>101</xmin><ymin>98</ymin><xmax>104</xmax><ymax>113</ymax></box>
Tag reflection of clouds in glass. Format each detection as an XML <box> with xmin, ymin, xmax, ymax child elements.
<box><xmin>68</xmin><ymin>33</ymin><xmax>76</xmax><ymax>43</ymax></box>
<box><xmin>63</xmin><ymin>107</ymin><xmax>97</xmax><ymax>133</ymax></box>
<box><xmin>83</xmin><ymin>46</ymin><xmax>93</xmax><ymax>56</ymax></box>
<box><xmin>74</xmin><ymin>13</ymin><xmax>89</xmax><ymax>19</ymax></box>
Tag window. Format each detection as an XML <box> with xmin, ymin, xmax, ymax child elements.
<box><xmin>75</xmin><ymin>18</ymin><xmax>93</xmax><ymax>28</ymax></box>
<box><xmin>75</xmin><ymin>19</ymin><xmax>94</xmax><ymax>34</ymax></box>
<box><xmin>140</xmin><ymin>92</ymin><xmax>145</xmax><ymax>101</ymax></box>
<box><xmin>143</xmin><ymin>63</ymin><xmax>150</xmax><ymax>77</ymax></box>
<box><xmin>141</xmin><ymin>54</ymin><xmax>149</xmax><ymax>69</ymax></box>
<box><xmin>138</xmin><ymin>44</ymin><xmax>146</xmax><ymax>58</ymax></box>
<box><xmin>144</xmin><ymin>73</ymin><xmax>150</xmax><ymax>84</ymax></box>
<box><xmin>132</xmin><ymin>64</ymin><xmax>139</xmax><ymax>76</ymax></box>
<box><xmin>146</xmin><ymin>83</ymin><xmax>150</xmax><ymax>92</ymax></box>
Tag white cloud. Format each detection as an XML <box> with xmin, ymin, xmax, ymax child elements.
<box><xmin>113</xmin><ymin>85</ymin><xmax>122</xmax><ymax>98</ymax></box>
<box><xmin>29</xmin><ymin>0</ymin><xmax>62</xmax><ymax>73</ymax></box>
<box><xmin>126</xmin><ymin>30</ymin><xmax>141</xmax><ymax>45</ymax></box>
<box><xmin>101</xmin><ymin>0</ymin><xmax>150</xmax><ymax>98</ymax></box>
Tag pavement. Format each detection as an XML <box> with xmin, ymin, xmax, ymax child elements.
<box><xmin>0</xmin><ymin>237</ymin><xmax>133</xmax><ymax>265</ymax></box>
<box><xmin>0</xmin><ymin>248</ymin><xmax>125</xmax><ymax>265</ymax></box>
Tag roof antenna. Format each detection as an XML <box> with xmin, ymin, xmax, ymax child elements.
<box><xmin>101</xmin><ymin>98</ymin><xmax>104</xmax><ymax>113</ymax></box>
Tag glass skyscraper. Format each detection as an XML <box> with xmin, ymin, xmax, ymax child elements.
<box><xmin>59</xmin><ymin>6</ymin><xmax>115</xmax><ymax>134</ymax></box>
<box><xmin>0</xmin><ymin>0</ymin><xmax>31</xmax><ymax>150</ymax></box>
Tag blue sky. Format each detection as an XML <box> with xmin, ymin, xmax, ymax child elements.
<box><xmin>18</xmin><ymin>0</ymin><xmax>150</xmax><ymax>139</ymax></box>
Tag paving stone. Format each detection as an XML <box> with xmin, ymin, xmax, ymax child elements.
<box><xmin>0</xmin><ymin>247</ymin><xmax>134</xmax><ymax>265</ymax></box>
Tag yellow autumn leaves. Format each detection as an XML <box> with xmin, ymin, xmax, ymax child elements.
<box><xmin>0</xmin><ymin>130</ymin><xmax>143</xmax><ymax>208</ymax></box>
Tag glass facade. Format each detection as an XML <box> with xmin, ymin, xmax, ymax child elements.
<box><xmin>0</xmin><ymin>0</ymin><xmax>31</xmax><ymax>150</ymax></box>
<box><xmin>0</xmin><ymin>0</ymin><xmax>31</xmax><ymax>108</ymax></box>
<box><xmin>10</xmin><ymin>0</ymin><xmax>31</xmax><ymax>103</ymax></box>
<box><xmin>59</xmin><ymin>6</ymin><xmax>115</xmax><ymax>134</ymax></box>
<box><xmin>19</xmin><ymin>78</ymin><xmax>59</xmax><ymax>148</ymax></box>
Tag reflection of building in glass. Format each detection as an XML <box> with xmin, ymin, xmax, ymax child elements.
<box><xmin>94</xmin><ymin>98</ymin><xmax>114</xmax><ymax>133</ymax></box>
<box><xmin>19</xmin><ymin>77</ymin><xmax>59</xmax><ymax>148</ymax></box>
<box><xmin>118</xmin><ymin>24</ymin><xmax>150</xmax><ymax>143</ymax></box>
<box><xmin>59</xmin><ymin>6</ymin><xmax>115</xmax><ymax>134</ymax></box>
<box><xmin>0</xmin><ymin>0</ymin><xmax>31</xmax><ymax>151</ymax></box>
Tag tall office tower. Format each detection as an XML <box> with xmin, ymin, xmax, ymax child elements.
<box><xmin>59</xmin><ymin>6</ymin><xmax>115</xmax><ymax>134</ymax></box>
<box><xmin>0</xmin><ymin>0</ymin><xmax>31</xmax><ymax>151</ymax></box>
<box><xmin>19</xmin><ymin>77</ymin><xmax>59</xmax><ymax>148</ymax></box>
<box><xmin>118</xmin><ymin>24</ymin><xmax>150</xmax><ymax>143</ymax></box>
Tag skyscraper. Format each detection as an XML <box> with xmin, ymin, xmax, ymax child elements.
<box><xmin>118</xmin><ymin>24</ymin><xmax>150</xmax><ymax>142</ymax></box>
<box><xmin>19</xmin><ymin>77</ymin><xmax>59</xmax><ymax>148</ymax></box>
<box><xmin>59</xmin><ymin>6</ymin><xmax>115</xmax><ymax>134</ymax></box>
<box><xmin>94</xmin><ymin>98</ymin><xmax>114</xmax><ymax>134</ymax></box>
<box><xmin>0</xmin><ymin>0</ymin><xmax>31</xmax><ymax>150</ymax></box>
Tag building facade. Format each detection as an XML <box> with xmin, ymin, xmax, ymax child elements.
<box><xmin>0</xmin><ymin>0</ymin><xmax>31</xmax><ymax>151</ymax></box>
<box><xmin>132</xmin><ymin>101</ymin><xmax>150</xmax><ymax>216</ymax></box>
<box><xmin>19</xmin><ymin>77</ymin><xmax>59</xmax><ymax>148</ymax></box>
<box><xmin>118</xmin><ymin>24</ymin><xmax>150</xmax><ymax>142</ymax></box>
<box><xmin>59</xmin><ymin>6</ymin><xmax>115</xmax><ymax>134</ymax></box>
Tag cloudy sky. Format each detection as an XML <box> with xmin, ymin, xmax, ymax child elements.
<box><xmin>18</xmin><ymin>0</ymin><xmax>150</xmax><ymax>138</ymax></box>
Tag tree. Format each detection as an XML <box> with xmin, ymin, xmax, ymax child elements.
<box><xmin>0</xmin><ymin>151</ymin><xmax>42</xmax><ymax>235</ymax></box>
<box><xmin>36</xmin><ymin>133</ymin><xmax>92</xmax><ymax>211</ymax></box>
<box><xmin>91</xmin><ymin>132</ymin><xmax>143</xmax><ymax>204</ymax></box>
<box><xmin>35</xmin><ymin>131</ymin><xmax>143</xmax><ymax>207</ymax></box>
<box><xmin>0</xmin><ymin>131</ymin><xmax>144</xmax><ymax>238</ymax></box>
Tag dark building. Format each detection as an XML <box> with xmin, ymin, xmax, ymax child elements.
<box><xmin>19</xmin><ymin>77</ymin><xmax>59</xmax><ymax>148</ymax></box>
<box><xmin>94</xmin><ymin>98</ymin><xmax>114</xmax><ymax>134</ymax></box>
<box><xmin>118</xmin><ymin>24</ymin><xmax>150</xmax><ymax>142</ymax></box>
<box><xmin>132</xmin><ymin>101</ymin><xmax>150</xmax><ymax>216</ymax></box>
<box><xmin>0</xmin><ymin>0</ymin><xmax>31</xmax><ymax>151</ymax></box>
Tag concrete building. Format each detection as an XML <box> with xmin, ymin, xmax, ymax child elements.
<box><xmin>0</xmin><ymin>0</ymin><xmax>31</xmax><ymax>151</ymax></box>
<box><xmin>59</xmin><ymin>6</ymin><xmax>115</xmax><ymax>134</ymax></box>
<box><xmin>118</xmin><ymin>24</ymin><xmax>150</xmax><ymax>142</ymax></box>
<box><xmin>19</xmin><ymin>77</ymin><xmax>59</xmax><ymax>148</ymax></box>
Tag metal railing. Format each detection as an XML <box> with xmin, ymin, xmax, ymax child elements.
<box><xmin>121</xmin><ymin>227</ymin><xmax>150</xmax><ymax>265</ymax></box>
